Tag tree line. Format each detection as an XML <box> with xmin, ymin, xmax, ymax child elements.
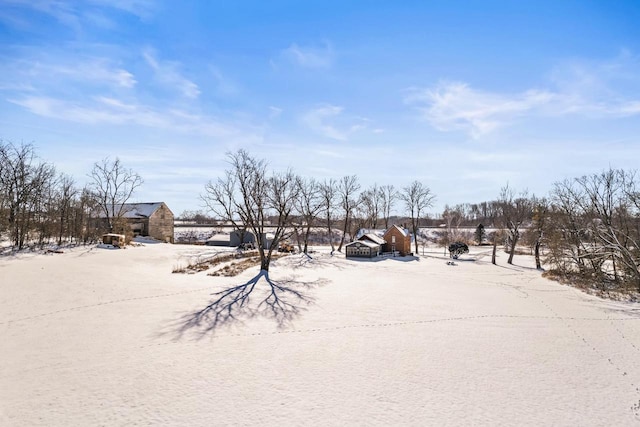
<box><xmin>436</xmin><ymin>175</ymin><xmax>640</xmax><ymax>294</ymax></box>
<box><xmin>3</xmin><ymin>142</ymin><xmax>638</xmax><ymax>294</ymax></box>
<box><xmin>0</xmin><ymin>140</ymin><xmax>143</xmax><ymax>250</ymax></box>
<box><xmin>201</xmin><ymin>149</ymin><xmax>435</xmax><ymax>272</ymax></box>
<box><xmin>202</xmin><ymin>150</ymin><xmax>640</xmax><ymax>294</ymax></box>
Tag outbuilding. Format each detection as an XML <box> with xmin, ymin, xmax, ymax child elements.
<box><xmin>345</xmin><ymin>240</ymin><xmax>381</xmax><ymax>258</ymax></box>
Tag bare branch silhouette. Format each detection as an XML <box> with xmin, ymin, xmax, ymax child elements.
<box><xmin>170</xmin><ymin>270</ymin><xmax>327</xmax><ymax>339</ymax></box>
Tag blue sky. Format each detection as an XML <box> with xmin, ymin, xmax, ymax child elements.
<box><xmin>2</xmin><ymin>1</ymin><xmax>640</xmax><ymax>217</ymax></box>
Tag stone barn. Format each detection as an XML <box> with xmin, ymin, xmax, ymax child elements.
<box><xmin>117</xmin><ymin>202</ymin><xmax>174</xmax><ymax>243</ymax></box>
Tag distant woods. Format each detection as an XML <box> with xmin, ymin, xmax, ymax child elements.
<box><xmin>0</xmin><ymin>140</ymin><xmax>142</xmax><ymax>250</ymax></box>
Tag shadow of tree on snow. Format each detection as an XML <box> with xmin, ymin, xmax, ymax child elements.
<box><xmin>169</xmin><ymin>270</ymin><xmax>328</xmax><ymax>339</ymax></box>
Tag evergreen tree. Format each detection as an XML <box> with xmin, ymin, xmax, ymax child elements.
<box><xmin>474</xmin><ymin>223</ymin><xmax>486</xmax><ymax>245</ymax></box>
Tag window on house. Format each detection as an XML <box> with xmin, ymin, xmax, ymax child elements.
<box><xmin>392</xmin><ymin>236</ymin><xmax>396</xmax><ymax>244</ymax></box>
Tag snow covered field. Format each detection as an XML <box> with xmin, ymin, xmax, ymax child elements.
<box><xmin>1</xmin><ymin>242</ymin><xmax>640</xmax><ymax>426</ymax></box>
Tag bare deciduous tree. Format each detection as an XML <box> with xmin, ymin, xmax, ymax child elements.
<box><xmin>55</xmin><ymin>173</ymin><xmax>78</xmax><ymax>246</ymax></box>
<box><xmin>359</xmin><ymin>183</ymin><xmax>383</xmax><ymax>229</ymax></box>
<box><xmin>337</xmin><ymin>175</ymin><xmax>361</xmax><ymax>252</ymax></box>
<box><xmin>294</xmin><ymin>177</ymin><xmax>323</xmax><ymax>255</ymax></box>
<box><xmin>380</xmin><ymin>184</ymin><xmax>397</xmax><ymax>229</ymax></box>
<box><xmin>441</xmin><ymin>204</ymin><xmax>464</xmax><ymax>255</ymax></box>
<box><xmin>319</xmin><ymin>179</ymin><xmax>338</xmax><ymax>253</ymax></box>
<box><xmin>530</xmin><ymin>196</ymin><xmax>549</xmax><ymax>270</ymax></box>
<box><xmin>498</xmin><ymin>184</ymin><xmax>531</xmax><ymax>265</ymax></box>
<box><xmin>400</xmin><ymin>180</ymin><xmax>435</xmax><ymax>254</ymax></box>
<box><xmin>0</xmin><ymin>142</ymin><xmax>56</xmax><ymax>249</ymax></box>
<box><xmin>189</xmin><ymin>149</ymin><xmax>323</xmax><ymax>333</ymax></box>
<box><xmin>202</xmin><ymin>149</ymin><xmax>297</xmax><ymax>273</ymax></box>
<box><xmin>88</xmin><ymin>157</ymin><xmax>143</xmax><ymax>233</ymax></box>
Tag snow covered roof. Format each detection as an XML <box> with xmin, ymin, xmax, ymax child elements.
<box><xmin>345</xmin><ymin>240</ymin><xmax>380</xmax><ymax>248</ymax></box>
<box><xmin>121</xmin><ymin>202</ymin><xmax>166</xmax><ymax>218</ymax></box>
<box><xmin>359</xmin><ymin>233</ymin><xmax>386</xmax><ymax>245</ymax></box>
<box><xmin>385</xmin><ymin>224</ymin><xmax>410</xmax><ymax>237</ymax></box>
<box><xmin>97</xmin><ymin>202</ymin><xmax>168</xmax><ymax>219</ymax></box>
<box><xmin>207</xmin><ymin>233</ymin><xmax>230</xmax><ymax>241</ymax></box>
<box><xmin>355</xmin><ymin>228</ymin><xmax>385</xmax><ymax>239</ymax></box>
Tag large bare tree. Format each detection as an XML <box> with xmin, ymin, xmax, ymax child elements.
<box><xmin>380</xmin><ymin>184</ymin><xmax>398</xmax><ymax>229</ymax></box>
<box><xmin>88</xmin><ymin>157</ymin><xmax>143</xmax><ymax>233</ymax></box>
<box><xmin>186</xmin><ymin>150</ymin><xmax>322</xmax><ymax>333</ymax></box>
<box><xmin>529</xmin><ymin>196</ymin><xmax>549</xmax><ymax>270</ymax></box>
<box><xmin>336</xmin><ymin>175</ymin><xmax>361</xmax><ymax>252</ymax></box>
<box><xmin>293</xmin><ymin>177</ymin><xmax>323</xmax><ymax>255</ymax></box>
<box><xmin>498</xmin><ymin>184</ymin><xmax>532</xmax><ymax>265</ymax></box>
<box><xmin>319</xmin><ymin>178</ymin><xmax>338</xmax><ymax>254</ymax></box>
<box><xmin>359</xmin><ymin>183</ymin><xmax>383</xmax><ymax>229</ymax></box>
<box><xmin>400</xmin><ymin>180</ymin><xmax>435</xmax><ymax>254</ymax></box>
<box><xmin>202</xmin><ymin>149</ymin><xmax>298</xmax><ymax>273</ymax></box>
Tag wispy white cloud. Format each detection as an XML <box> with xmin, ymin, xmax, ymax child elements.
<box><xmin>0</xmin><ymin>0</ymin><xmax>80</xmax><ymax>30</ymax></box>
<box><xmin>87</xmin><ymin>0</ymin><xmax>155</xmax><ymax>19</ymax></box>
<box><xmin>53</xmin><ymin>59</ymin><xmax>137</xmax><ymax>88</ymax></box>
<box><xmin>405</xmin><ymin>82</ymin><xmax>555</xmax><ymax>138</ymax></box>
<box><xmin>8</xmin><ymin>95</ymin><xmax>244</xmax><ymax>138</ymax></box>
<box><xmin>0</xmin><ymin>0</ymin><xmax>155</xmax><ymax>31</ymax></box>
<box><xmin>268</xmin><ymin>106</ymin><xmax>283</xmax><ymax>119</ymax></box>
<box><xmin>0</xmin><ymin>55</ymin><xmax>137</xmax><ymax>93</ymax></box>
<box><xmin>281</xmin><ymin>42</ymin><xmax>334</xmax><ymax>69</ymax></box>
<box><xmin>406</xmin><ymin>54</ymin><xmax>640</xmax><ymax>138</ymax></box>
<box><xmin>303</xmin><ymin>104</ymin><xmax>347</xmax><ymax>140</ymax></box>
<box><xmin>209</xmin><ymin>66</ymin><xmax>238</xmax><ymax>96</ymax></box>
<box><xmin>301</xmin><ymin>104</ymin><xmax>374</xmax><ymax>141</ymax></box>
<box><xmin>143</xmin><ymin>49</ymin><xmax>200</xmax><ymax>99</ymax></box>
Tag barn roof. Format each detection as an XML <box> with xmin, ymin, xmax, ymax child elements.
<box><xmin>97</xmin><ymin>202</ymin><xmax>168</xmax><ymax>219</ymax></box>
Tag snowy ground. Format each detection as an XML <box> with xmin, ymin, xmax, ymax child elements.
<box><xmin>1</xmin><ymin>242</ymin><xmax>640</xmax><ymax>426</ymax></box>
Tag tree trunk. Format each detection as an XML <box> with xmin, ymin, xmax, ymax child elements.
<box><xmin>337</xmin><ymin>217</ymin><xmax>349</xmax><ymax>252</ymax></box>
<box><xmin>260</xmin><ymin>252</ymin><xmax>270</xmax><ymax>271</ymax></box>
<box><xmin>507</xmin><ymin>234</ymin><xmax>518</xmax><ymax>264</ymax></box>
<box><xmin>492</xmin><ymin>238</ymin><xmax>497</xmax><ymax>265</ymax></box>
<box><xmin>293</xmin><ymin>225</ymin><xmax>302</xmax><ymax>253</ymax></box>
<box><xmin>534</xmin><ymin>239</ymin><xmax>541</xmax><ymax>269</ymax></box>
<box><xmin>303</xmin><ymin>226</ymin><xmax>312</xmax><ymax>254</ymax></box>
<box><xmin>326</xmin><ymin>213</ymin><xmax>335</xmax><ymax>254</ymax></box>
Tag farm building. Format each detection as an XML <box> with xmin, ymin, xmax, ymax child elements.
<box><xmin>230</xmin><ymin>230</ymin><xmax>256</xmax><ymax>247</ymax></box>
<box><xmin>205</xmin><ymin>233</ymin><xmax>231</xmax><ymax>246</ymax></box>
<box><xmin>345</xmin><ymin>240</ymin><xmax>381</xmax><ymax>258</ymax></box>
<box><xmin>382</xmin><ymin>225</ymin><xmax>412</xmax><ymax>256</ymax></box>
<box><xmin>97</xmin><ymin>202</ymin><xmax>175</xmax><ymax>243</ymax></box>
<box><xmin>345</xmin><ymin>225</ymin><xmax>412</xmax><ymax>259</ymax></box>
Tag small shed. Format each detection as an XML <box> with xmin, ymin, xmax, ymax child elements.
<box><xmin>345</xmin><ymin>240</ymin><xmax>381</xmax><ymax>258</ymax></box>
<box><xmin>102</xmin><ymin>233</ymin><xmax>126</xmax><ymax>248</ymax></box>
